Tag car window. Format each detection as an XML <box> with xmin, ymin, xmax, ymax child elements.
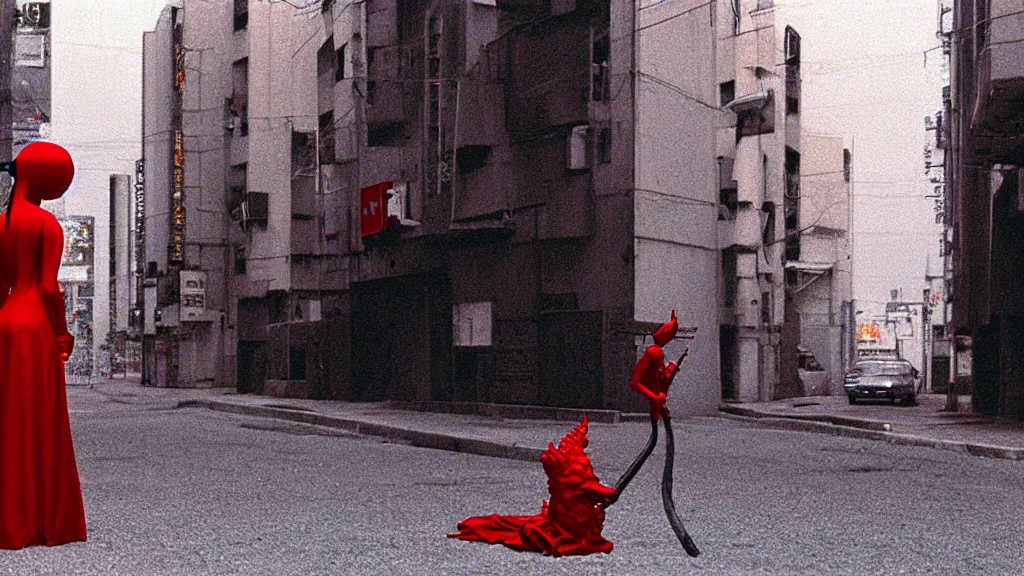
<box><xmin>856</xmin><ymin>362</ymin><xmax>885</xmax><ymax>375</ymax></box>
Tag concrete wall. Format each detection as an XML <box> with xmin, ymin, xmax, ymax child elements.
<box><xmin>111</xmin><ymin>174</ymin><xmax>132</xmax><ymax>333</ymax></box>
<box><xmin>142</xmin><ymin>9</ymin><xmax>174</xmax><ymax>294</ymax></box>
<box><xmin>635</xmin><ymin>0</ymin><xmax>720</xmax><ymax>415</ymax></box>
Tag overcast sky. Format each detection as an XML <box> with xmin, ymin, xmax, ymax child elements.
<box><xmin>51</xmin><ymin>0</ymin><xmax>167</xmax><ymax>207</ymax></box>
<box><xmin>779</xmin><ymin>0</ymin><xmax>947</xmax><ymax>317</ymax></box>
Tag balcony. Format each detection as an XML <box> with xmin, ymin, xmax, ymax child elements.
<box><xmin>969</xmin><ymin>1</ymin><xmax>1024</xmax><ymax>159</ymax></box>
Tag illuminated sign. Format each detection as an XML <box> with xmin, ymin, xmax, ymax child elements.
<box><xmin>857</xmin><ymin>323</ymin><xmax>881</xmax><ymax>343</ymax></box>
<box><xmin>174</xmin><ymin>43</ymin><xmax>185</xmax><ymax>92</ymax></box>
<box><xmin>170</xmin><ymin>131</ymin><xmax>185</xmax><ymax>263</ymax></box>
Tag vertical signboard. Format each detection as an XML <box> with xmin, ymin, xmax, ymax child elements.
<box><xmin>134</xmin><ymin>159</ymin><xmax>145</xmax><ymax>312</ymax></box>
<box><xmin>360</xmin><ymin>182</ymin><xmax>390</xmax><ymax>237</ymax></box>
<box><xmin>170</xmin><ymin>130</ymin><xmax>185</xmax><ymax>263</ymax></box>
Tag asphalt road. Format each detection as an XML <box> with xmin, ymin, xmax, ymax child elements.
<box><xmin>3</xmin><ymin>387</ymin><xmax>1023</xmax><ymax>575</ymax></box>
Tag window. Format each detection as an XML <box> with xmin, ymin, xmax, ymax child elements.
<box><xmin>319</xmin><ymin>111</ymin><xmax>335</xmax><ymax>165</ymax></box>
<box><xmin>234</xmin><ymin>0</ymin><xmax>248</xmax><ymax>31</ymax></box>
<box><xmin>317</xmin><ymin>37</ymin><xmax>336</xmax><ymax>81</ymax></box>
<box><xmin>232</xmin><ymin>58</ymin><xmax>249</xmax><ymax>136</ymax></box>
<box><xmin>761</xmin><ymin>291</ymin><xmax>771</xmax><ymax>325</ymax></box>
<box><xmin>234</xmin><ymin>247</ymin><xmax>246</xmax><ymax>274</ymax></box>
<box><xmin>784</xmin><ymin>26</ymin><xmax>800</xmax><ymax>65</ymax></box>
<box><xmin>336</xmin><ymin>44</ymin><xmax>346</xmax><ymax>82</ymax></box>
<box><xmin>720</xmin><ymin>81</ymin><xmax>735</xmax><ymax>107</ymax></box>
<box><xmin>761</xmin><ymin>201</ymin><xmax>776</xmax><ymax>245</ymax></box>
<box><xmin>597</xmin><ymin>127</ymin><xmax>612</xmax><ymax>164</ymax></box>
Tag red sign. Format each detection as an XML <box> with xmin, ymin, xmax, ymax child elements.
<box><xmin>360</xmin><ymin>181</ymin><xmax>392</xmax><ymax>238</ymax></box>
<box><xmin>857</xmin><ymin>323</ymin><xmax>881</xmax><ymax>342</ymax></box>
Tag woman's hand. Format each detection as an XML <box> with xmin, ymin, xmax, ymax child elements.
<box><xmin>57</xmin><ymin>333</ymin><xmax>74</xmax><ymax>362</ymax></box>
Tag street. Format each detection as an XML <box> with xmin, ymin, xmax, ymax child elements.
<box><xmin>3</xmin><ymin>387</ymin><xmax>1023</xmax><ymax>576</ymax></box>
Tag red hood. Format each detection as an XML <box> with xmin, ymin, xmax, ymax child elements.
<box><xmin>652</xmin><ymin>310</ymin><xmax>678</xmax><ymax>346</ymax></box>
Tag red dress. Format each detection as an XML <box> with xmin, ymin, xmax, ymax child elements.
<box><xmin>0</xmin><ymin>142</ymin><xmax>87</xmax><ymax>549</ymax></box>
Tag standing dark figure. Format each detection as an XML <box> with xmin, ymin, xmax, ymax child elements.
<box><xmin>0</xmin><ymin>142</ymin><xmax>87</xmax><ymax>549</ymax></box>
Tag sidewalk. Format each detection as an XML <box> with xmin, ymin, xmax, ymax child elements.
<box><xmin>85</xmin><ymin>376</ymin><xmax>1024</xmax><ymax>462</ymax></box>
<box><xmin>721</xmin><ymin>394</ymin><xmax>1024</xmax><ymax>461</ymax></box>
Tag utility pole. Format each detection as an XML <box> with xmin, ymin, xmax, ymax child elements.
<box><xmin>922</xmin><ymin>286</ymin><xmax>931</xmax><ymax>393</ymax></box>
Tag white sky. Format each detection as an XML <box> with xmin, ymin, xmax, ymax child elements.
<box><xmin>48</xmin><ymin>0</ymin><xmax>168</xmax><ymax>360</ymax></box>
<box><xmin>779</xmin><ymin>0</ymin><xmax>947</xmax><ymax>317</ymax></box>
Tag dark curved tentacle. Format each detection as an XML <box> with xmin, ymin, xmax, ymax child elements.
<box><xmin>662</xmin><ymin>409</ymin><xmax>700</xmax><ymax>557</ymax></box>
<box><xmin>606</xmin><ymin>417</ymin><xmax>658</xmax><ymax>505</ymax></box>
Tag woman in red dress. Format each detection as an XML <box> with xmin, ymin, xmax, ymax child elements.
<box><xmin>0</xmin><ymin>142</ymin><xmax>87</xmax><ymax>549</ymax></box>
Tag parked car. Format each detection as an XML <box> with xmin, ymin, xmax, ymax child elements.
<box><xmin>844</xmin><ymin>359</ymin><xmax>917</xmax><ymax>405</ymax></box>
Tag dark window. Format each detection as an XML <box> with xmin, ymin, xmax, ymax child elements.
<box><xmin>722</xmin><ymin>250</ymin><xmax>737</xmax><ymax>307</ymax></box>
<box><xmin>843</xmin><ymin>149</ymin><xmax>852</xmax><ymax>182</ymax></box>
<box><xmin>761</xmin><ymin>201</ymin><xmax>776</xmax><ymax>246</ymax></box>
<box><xmin>761</xmin><ymin>291</ymin><xmax>771</xmax><ymax>325</ymax></box>
<box><xmin>784</xmin><ymin>26</ymin><xmax>800</xmax><ymax>65</ymax></box>
<box><xmin>597</xmin><ymin>127</ymin><xmax>612</xmax><ymax>164</ymax></box>
<box><xmin>368</xmin><ymin>123</ymin><xmax>404</xmax><ymax>147</ymax></box>
<box><xmin>336</xmin><ymin>44</ymin><xmax>346</xmax><ymax>82</ymax></box>
<box><xmin>234</xmin><ymin>247</ymin><xmax>246</xmax><ymax>274</ymax></box>
<box><xmin>720</xmin><ymin>81</ymin><xmax>735</xmax><ymax>106</ymax></box>
<box><xmin>289</xmin><ymin>346</ymin><xmax>306</xmax><ymax>380</ymax></box>
<box><xmin>234</xmin><ymin>0</ymin><xmax>248</xmax><ymax>31</ymax></box>
<box><xmin>232</xmin><ymin>58</ymin><xmax>249</xmax><ymax>137</ymax></box>
<box><xmin>591</xmin><ymin>34</ymin><xmax>609</xmax><ymax>102</ymax></box>
<box><xmin>267</xmin><ymin>292</ymin><xmax>286</xmax><ymax>324</ymax></box>
<box><xmin>146</xmin><ymin>261</ymin><xmax>158</xmax><ymax>277</ymax></box>
<box><xmin>317</xmin><ymin>37</ymin><xmax>336</xmax><ymax>79</ymax></box>
<box><xmin>319</xmin><ymin>111</ymin><xmax>335</xmax><ymax>165</ymax></box>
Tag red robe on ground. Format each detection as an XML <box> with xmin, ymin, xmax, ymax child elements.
<box><xmin>448</xmin><ymin>416</ymin><xmax>615</xmax><ymax>557</ymax></box>
<box><xmin>0</xmin><ymin>142</ymin><xmax>87</xmax><ymax>550</ymax></box>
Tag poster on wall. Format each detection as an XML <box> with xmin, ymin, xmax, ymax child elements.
<box><xmin>179</xmin><ymin>270</ymin><xmax>206</xmax><ymax>321</ymax></box>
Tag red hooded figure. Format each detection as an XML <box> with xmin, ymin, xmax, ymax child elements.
<box><xmin>448</xmin><ymin>416</ymin><xmax>616</xmax><ymax>556</ymax></box>
<box><xmin>631</xmin><ymin>310</ymin><xmax>680</xmax><ymax>421</ymax></box>
<box><xmin>0</xmin><ymin>142</ymin><xmax>88</xmax><ymax>549</ymax></box>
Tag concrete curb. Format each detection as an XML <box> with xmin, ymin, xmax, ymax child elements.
<box><xmin>385</xmin><ymin>400</ymin><xmax>622</xmax><ymax>424</ymax></box>
<box><xmin>719</xmin><ymin>411</ymin><xmax>1024</xmax><ymax>461</ymax></box>
<box><xmin>720</xmin><ymin>404</ymin><xmax>892</xmax><ymax>431</ymax></box>
<box><xmin>178</xmin><ymin>399</ymin><xmax>546</xmax><ymax>462</ymax></box>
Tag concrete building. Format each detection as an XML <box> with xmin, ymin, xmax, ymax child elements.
<box><xmin>715</xmin><ymin>0</ymin><xmax>802</xmax><ymax>401</ymax></box>
<box><xmin>142</xmin><ymin>1</ymin><xmax>230</xmax><ymax>387</ymax></box>
<box><xmin>779</xmin><ymin>133</ymin><xmax>853</xmax><ymax>396</ymax></box>
<box><xmin>106</xmin><ymin>173</ymin><xmax>132</xmax><ymax>369</ymax></box>
<box><xmin>141</xmin><ymin>0</ymin><xmax>727</xmax><ymax>413</ymax></box>
<box><xmin>297</xmin><ymin>0</ymin><xmax>725</xmax><ymax>414</ymax></box>
<box><xmin>945</xmin><ymin>0</ymin><xmax>1024</xmax><ymax>418</ymax></box>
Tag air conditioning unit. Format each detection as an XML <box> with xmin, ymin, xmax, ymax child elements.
<box><xmin>241</xmin><ymin>191</ymin><xmax>269</xmax><ymax>225</ymax></box>
<box><xmin>567</xmin><ymin>125</ymin><xmax>589</xmax><ymax>170</ymax></box>
<box><xmin>385</xmin><ymin>183</ymin><xmax>420</xmax><ymax>227</ymax></box>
